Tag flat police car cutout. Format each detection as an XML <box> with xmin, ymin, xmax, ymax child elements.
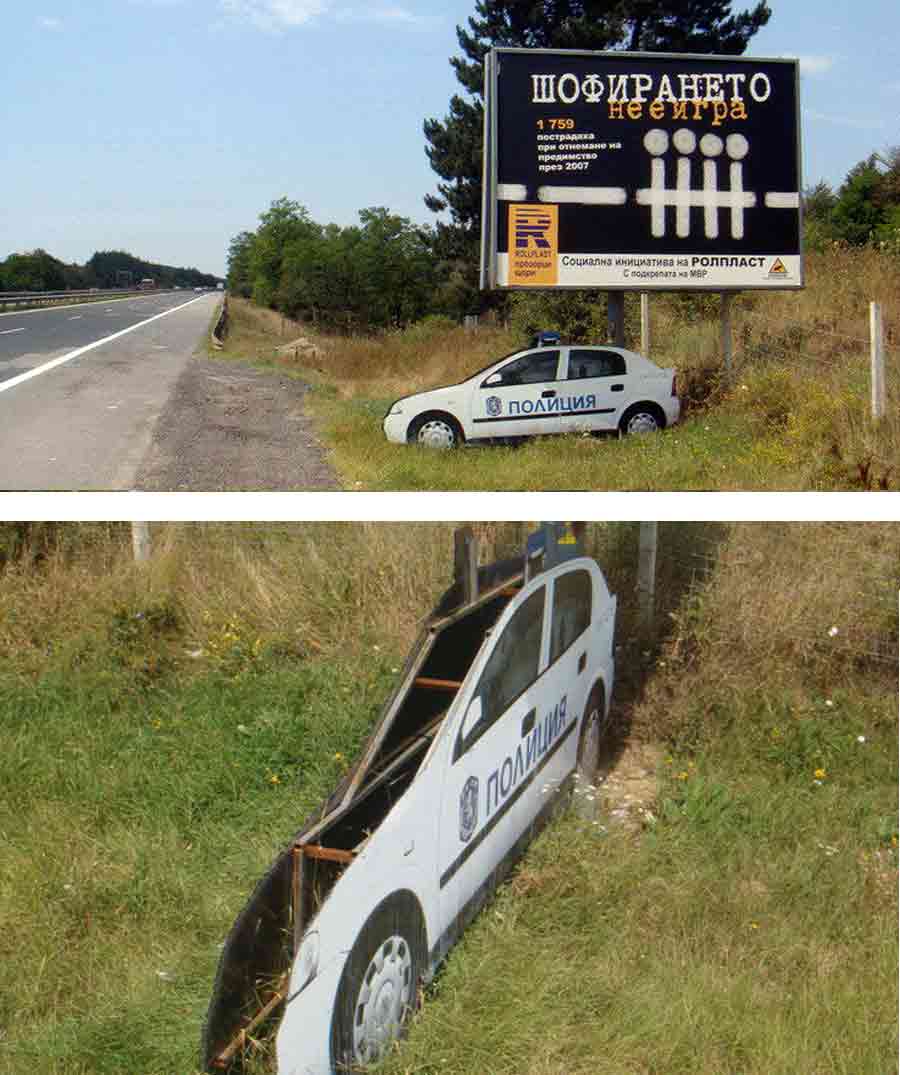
<box><xmin>202</xmin><ymin>525</ymin><xmax>617</xmax><ymax>1075</ymax></box>
<box><xmin>383</xmin><ymin>343</ymin><xmax>679</xmax><ymax>447</ymax></box>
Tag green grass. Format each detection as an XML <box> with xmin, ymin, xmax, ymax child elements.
<box><xmin>378</xmin><ymin>686</ymin><xmax>897</xmax><ymax>1075</ymax></box>
<box><xmin>0</xmin><ymin>656</ymin><xmax>397</xmax><ymax>1075</ymax></box>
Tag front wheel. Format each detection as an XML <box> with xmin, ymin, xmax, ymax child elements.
<box><xmin>618</xmin><ymin>405</ymin><xmax>662</xmax><ymax>436</ymax></box>
<box><xmin>331</xmin><ymin>891</ymin><xmax>426</xmax><ymax>1072</ymax></box>
<box><xmin>408</xmin><ymin>414</ymin><xmax>462</xmax><ymax>449</ymax></box>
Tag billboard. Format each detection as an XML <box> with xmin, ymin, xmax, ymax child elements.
<box><xmin>481</xmin><ymin>48</ymin><xmax>802</xmax><ymax>291</ymax></box>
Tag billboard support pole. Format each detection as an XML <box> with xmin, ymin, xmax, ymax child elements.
<box><xmin>640</xmin><ymin>293</ymin><xmax>650</xmax><ymax>355</ymax></box>
<box><xmin>720</xmin><ymin>292</ymin><xmax>734</xmax><ymax>379</ymax></box>
<box><xmin>637</xmin><ymin>522</ymin><xmax>658</xmax><ymax>634</ymax></box>
<box><xmin>607</xmin><ymin>291</ymin><xmax>625</xmax><ymax>347</ymax></box>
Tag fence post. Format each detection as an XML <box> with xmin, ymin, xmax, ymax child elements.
<box><xmin>637</xmin><ymin>522</ymin><xmax>658</xmax><ymax>633</ymax></box>
<box><xmin>870</xmin><ymin>301</ymin><xmax>885</xmax><ymax>421</ymax></box>
<box><xmin>454</xmin><ymin>526</ymin><xmax>479</xmax><ymax>605</ymax></box>
<box><xmin>640</xmin><ymin>292</ymin><xmax>650</xmax><ymax>355</ymax></box>
<box><xmin>132</xmin><ymin>522</ymin><xmax>151</xmax><ymax>563</ymax></box>
<box><xmin>607</xmin><ymin>291</ymin><xmax>626</xmax><ymax>347</ymax></box>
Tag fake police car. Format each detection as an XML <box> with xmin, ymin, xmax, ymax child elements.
<box><xmin>383</xmin><ymin>343</ymin><xmax>680</xmax><ymax>447</ymax></box>
<box><xmin>203</xmin><ymin>525</ymin><xmax>616</xmax><ymax>1075</ymax></box>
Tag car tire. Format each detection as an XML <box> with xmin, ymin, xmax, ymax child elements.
<box><xmin>618</xmin><ymin>404</ymin><xmax>664</xmax><ymax>436</ymax></box>
<box><xmin>330</xmin><ymin>890</ymin><xmax>426</xmax><ymax>1072</ymax></box>
<box><xmin>574</xmin><ymin>683</ymin><xmax>606</xmax><ymax>815</ymax></box>
<box><xmin>408</xmin><ymin>413</ymin><xmax>462</xmax><ymax>449</ymax></box>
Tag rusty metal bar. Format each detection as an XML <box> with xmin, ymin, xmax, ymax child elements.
<box><xmin>298</xmin><ymin>844</ymin><xmax>355</xmax><ymax>864</ymax></box>
<box><xmin>414</xmin><ymin>676</ymin><xmax>462</xmax><ymax>692</ymax></box>
<box><xmin>292</xmin><ymin>846</ymin><xmax>306</xmax><ymax>954</ymax></box>
<box><xmin>211</xmin><ymin>976</ymin><xmax>289</xmax><ymax>1069</ymax></box>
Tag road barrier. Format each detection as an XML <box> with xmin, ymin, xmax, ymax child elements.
<box><xmin>0</xmin><ymin>287</ymin><xmax>186</xmax><ymax>311</ymax></box>
<box><xmin>211</xmin><ymin>294</ymin><xmax>228</xmax><ymax>350</ymax></box>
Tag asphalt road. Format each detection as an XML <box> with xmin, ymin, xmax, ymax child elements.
<box><xmin>0</xmin><ymin>292</ymin><xmax>218</xmax><ymax>490</ymax></box>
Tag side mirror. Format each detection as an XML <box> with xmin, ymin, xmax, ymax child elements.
<box><xmin>459</xmin><ymin>695</ymin><xmax>483</xmax><ymax>742</ymax></box>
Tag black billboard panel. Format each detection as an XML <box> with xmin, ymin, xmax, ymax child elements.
<box><xmin>481</xmin><ymin>48</ymin><xmax>802</xmax><ymax>291</ymax></box>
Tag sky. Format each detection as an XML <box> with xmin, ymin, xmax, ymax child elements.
<box><xmin>3</xmin><ymin>0</ymin><xmax>898</xmax><ymax>278</ymax></box>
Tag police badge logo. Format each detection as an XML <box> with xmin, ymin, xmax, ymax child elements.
<box><xmin>486</xmin><ymin>395</ymin><xmax>502</xmax><ymax>417</ymax></box>
<box><xmin>459</xmin><ymin>776</ymin><xmax>479</xmax><ymax>842</ymax></box>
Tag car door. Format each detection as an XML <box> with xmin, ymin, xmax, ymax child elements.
<box><xmin>437</xmin><ymin>583</ymin><xmax>549</xmax><ymax>929</ymax></box>
<box><xmin>468</xmin><ymin>349</ymin><xmax>565</xmax><ymax>439</ymax></box>
<box><xmin>559</xmin><ymin>347</ymin><xmax>630</xmax><ymax>432</ymax></box>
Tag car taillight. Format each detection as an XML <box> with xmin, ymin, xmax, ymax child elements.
<box><xmin>671</xmin><ymin>374</ymin><xmax>677</xmax><ymax>397</ymax></box>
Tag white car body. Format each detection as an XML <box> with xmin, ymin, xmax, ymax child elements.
<box><xmin>383</xmin><ymin>344</ymin><xmax>680</xmax><ymax>447</ymax></box>
<box><xmin>203</xmin><ymin>544</ymin><xmax>616</xmax><ymax>1075</ymax></box>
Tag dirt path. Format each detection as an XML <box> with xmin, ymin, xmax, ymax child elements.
<box><xmin>135</xmin><ymin>355</ymin><xmax>339</xmax><ymax>491</ymax></box>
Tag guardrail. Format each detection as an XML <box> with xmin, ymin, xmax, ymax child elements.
<box><xmin>0</xmin><ymin>287</ymin><xmax>191</xmax><ymax>311</ymax></box>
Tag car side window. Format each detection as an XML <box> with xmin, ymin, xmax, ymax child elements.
<box><xmin>567</xmin><ymin>349</ymin><xmax>627</xmax><ymax>379</ymax></box>
<box><xmin>483</xmin><ymin>350</ymin><xmax>560</xmax><ymax>388</ymax></box>
<box><xmin>455</xmin><ymin>586</ymin><xmax>545</xmax><ymax>759</ymax></box>
<box><xmin>549</xmin><ymin>569</ymin><xmax>592</xmax><ymax>665</ymax></box>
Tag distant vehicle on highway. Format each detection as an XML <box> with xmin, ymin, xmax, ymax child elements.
<box><xmin>383</xmin><ymin>342</ymin><xmax>680</xmax><ymax>448</ymax></box>
<box><xmin>138</xmin><ymin>278</ymin><xmax>156</xmax><ymax>291</ymax></box>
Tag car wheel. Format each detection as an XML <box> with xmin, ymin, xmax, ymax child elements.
<box><xmin>618</xmin><ymin>405</ymin><xmax>662</xmax><ymax>436</ymax></box>
<box><xmin>331</xmin><ymin>891</ymin><xmax>426</xmax><ymax>1072</ymax></box>
<box><xmin>409</xmin><ymin>414</ymin><xmax>461</xmax><ymax>449</ymax></box>
<box><xmin>574</xmin><ymin>683</ymin><xmax>606</xmax><ymax>815</ymax></box>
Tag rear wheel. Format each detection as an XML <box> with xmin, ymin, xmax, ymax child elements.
<box><xmin>574</xmin><ymin>683</ymin><xmax>606</xmax><ymax>815</ymax></box>
<box><xmin>408</xmin><ymin>414</ymin><xmax>462</xmax><ymax>449</ymax></box>
<box><xmin>331</xmin><ymin>891</ymin><xmax>426</xmax><ymax>1072</ymax></box>
<box><xmin>618</xmin><ymin>404</ymin><xmax>663</xmax><ymax>436</ymax></box>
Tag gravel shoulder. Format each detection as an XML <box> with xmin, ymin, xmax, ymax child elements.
<box><xmin>135</xmin><ymin>354</ymin><xmax>340</xmax><ymax>491</ymax></box>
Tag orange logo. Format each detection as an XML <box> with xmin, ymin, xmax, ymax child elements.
<box><xmin>508</xmin><ymin>204</ymin><xmax>558</xmax><ymax>286</ymax></box>
<box><xmin>769</xmin><ymin>257</ymin><xmax>788</xmax><ymax>275</ymax></box>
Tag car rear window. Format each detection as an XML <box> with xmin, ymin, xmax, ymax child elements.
<box><xmin>567</xmin><ymin>349</ymin><xmax>626</xmax><ymax>379</ymax></box>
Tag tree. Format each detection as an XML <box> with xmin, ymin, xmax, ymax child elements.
<box><xmin>226</xmin><ymin>232</ymin><xmax>257</xmax><ymax>298</ymax></box>
<box><xmin>423</xmin><ymin>0</ymin><xmax>772</xmax><ymax>313</ymax></box>
<box><xmin>248</xmin><ymin>198</ymin><xmax>319</xmax><ymax>309</ymax></box>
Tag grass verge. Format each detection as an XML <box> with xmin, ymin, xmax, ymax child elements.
<box><xmin>217</xmin><ymin>248</ymin><xmax>899</xmax><ymax>490</ymax></box>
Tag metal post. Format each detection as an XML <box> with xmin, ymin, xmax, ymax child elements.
<box><xmin>607</xmin><ymin>291</ymin><xmax>625</xmax><ymax>347</ymax></box>
<box><xmin>454</xmin><ymin>526</ymin><xmax>479</xmax><ymax>605</ymax></box>
<box><xmin>131</xmin><ymin>522</ymin><xmax>151</xmax><ymax>563</ymax></box>
<box><xmin>637</xmin><ymin>522</ymin><xmax>658</xmax><ymax>633</ymax></box>
<box><xmin>720</xmin><ymin>292</ymin><xmax>733</xmax><ymax>379</ymax></box>
<box><xmin>870</xmin><ymin>301</ymin><xmax>885</xmax><ymax>421</ymax></box>
<box><xmin>640</xmin><ymin>292</ymin><xmax>650</xmax><ymax>355</ymax></box>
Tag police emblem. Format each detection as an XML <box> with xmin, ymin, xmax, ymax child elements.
<box><xmin>459</xmin><ymin>776</ymin><xmax>479</xmax><ymax>842</ymax></box>
<box><xmin>486</xmin><ymin>395</ymin><xmax>502</xmax><ymax>417</ymax></box>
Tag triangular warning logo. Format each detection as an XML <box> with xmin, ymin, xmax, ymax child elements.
<box><xmin>769</xmin><ymin>258</ymin><xmax>788</xmax><ymax>275</ymax></box>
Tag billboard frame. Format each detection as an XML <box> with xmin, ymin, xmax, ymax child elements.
<box><xmin>481</xmin><ymin>46</ymin><xmax>804</xmax><ymax>293</ymax></box>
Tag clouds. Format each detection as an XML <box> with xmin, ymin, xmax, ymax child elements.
<box><xmin>797</xmin><ymin>54</ymin><xmax>834</xmax><ymax>77</ymax></box>
<box><xmin>36</xmin><ymin>15</ymin><xmax>63</xmax><ymax>30</ymax></box>
<box><xmin>219</xmin><ymin>0</ymin><xmax>330</xmax><ymax>30</ymax></box>
<box><xmin>218</xmin><ymin>0</ymin><xmax>439</xmax><ymax>31</ymax></box>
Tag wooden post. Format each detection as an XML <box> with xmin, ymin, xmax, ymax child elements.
<box><xmin>131</xmin><ymin>522</ymin><xmax>151</xmax><ymax>563</ymax></box>
<box><xmin>721</xmin><ymin>292</ymin><xmax>733</xmax><ymax>380</ymax></box>
<box><xmin>640</xmin><ymin>292</ymin><xmax>650</xmax><ymax>355</ymax></box>
<box><xmin>607</xmin><ymin>291</ymin><xmax>625</xmax><ymax>347</ymax></box>
<box><xmin>870</xmin><ymin>301</ymin><xmax>885</xmax><ymax>421</ymax></box>
<box><xmin>637</xmin><ymin>522</ymin><xmax>658</xmax><ymax>633</ymax></box>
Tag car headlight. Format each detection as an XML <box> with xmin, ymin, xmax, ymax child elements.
<box><xmin>289</xmin><ymin>930</ymin><xmax>320</xmax><ymax>1000</ymax></box>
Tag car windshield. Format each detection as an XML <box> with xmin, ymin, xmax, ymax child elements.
<box><xmin>433</xmin><ymin>348</ymin><xmax>530</xmax><ymax>389</ymax></box>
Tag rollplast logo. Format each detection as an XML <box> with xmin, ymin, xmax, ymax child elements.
<box><xmin>514</xmin><ymin>207</ymin><xmax>553</xmax><ymax>248</ymax></box>
<box><xmin>509</xmin><ymin>203</ymin><xmax>558</xmax><ymax>286</ymax></box>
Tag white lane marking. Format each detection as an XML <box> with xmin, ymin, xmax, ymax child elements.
<box><xmin>0</xmin><ymin>296</ymin><xmax>206</xmax><ymax>396</ymax></box>
<box><xmin>69</xmin><ymin>315</ymin><xmax>82</xmax><ymax>320</ymax></box>
<box><xmin>0</xmin><ymin>327</ymin><xmax>26</xmax><ymax>335</ymax></box>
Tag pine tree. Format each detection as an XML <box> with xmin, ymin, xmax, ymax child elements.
<box><xmin>424</xmin><ymin>0</ymin><xmax>771</xmax><ymax>309</ymax></box>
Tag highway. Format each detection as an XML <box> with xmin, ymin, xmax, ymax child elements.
<box><xmin>0</xmin><ymin>291</ymin><xmax>219</xmax><ymax>489</ymax></box>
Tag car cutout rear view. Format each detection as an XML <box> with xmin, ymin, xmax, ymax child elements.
<box><xmin>202</xmin><ymin>524</ymin><xmax>617</xmax><ymax>1074</ymax></box>
<box><xmin>383</xmin><ymin>340</ymin><xmax>680</xmax><ymax>448</ymax></box>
